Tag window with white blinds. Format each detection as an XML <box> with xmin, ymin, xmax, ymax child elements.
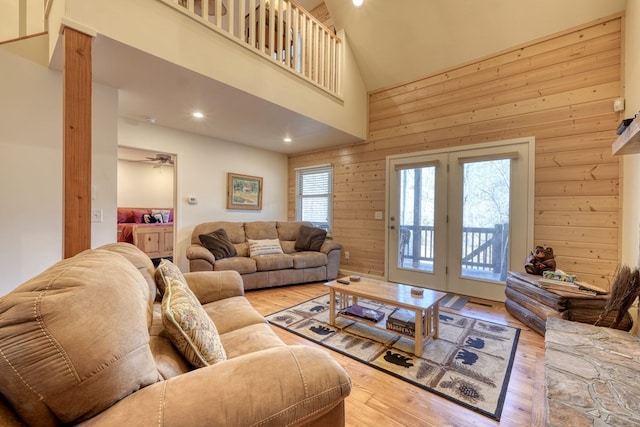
<box><xmin>295</xmin><ymin>165</ymin><xmax>333</xmax><ymax>232</ymax></box>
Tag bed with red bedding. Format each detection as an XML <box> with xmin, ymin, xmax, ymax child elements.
<box><xmin>117</xmin><ymin>208</ymin><xmax>174</xmax><ymax>259</ymax></box>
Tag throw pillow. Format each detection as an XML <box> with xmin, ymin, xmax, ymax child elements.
<box><xmin>295</xmin><ymin>225</ymin><xmax>327</xmax><ymax>252</ymax></box>
<box><xmin>152</xmin><ymin>209</ymin><xmax>171</xmax><ymax>223</ymax></box>
<box><xmin>199</xmin><ymin>228</ymin><xmax>237</xmax><ymax>260</ymax></box>
<box><xmin>161</xmin><ymin>277</ymin><xmax>226</xmax><ymax>367</ymax></box>
<box><xmin>248</xmin><ymin>238</ymin><xmax>284</xmax><ymax>257</ymax></box>
<box><xmin>143</xmin><ymin>213</ymin><xmax>163</xmax><ymax>224</ymax></box>
<box><xmin>132</xmin><ymin>209</ymin><xmax>149</xmax><ymax>223</ymax></box>
<box><xmin>155</xmin><ymin>258</ymin><xmax>186</xmax><ymax>296</ymax></box>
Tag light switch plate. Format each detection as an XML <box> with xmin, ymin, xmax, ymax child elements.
<box><xmin>91</xmin><ymin>209</ymin><xmax>103</xmax><ymax>223</ymax></box>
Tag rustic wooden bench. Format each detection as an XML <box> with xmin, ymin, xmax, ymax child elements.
<box><xmin>505</xmin><ymin>271</ymin><xmax>631</xmax><ymax>335</ymax></box>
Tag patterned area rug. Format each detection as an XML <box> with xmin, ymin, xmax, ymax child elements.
<box><xmin>266</xmin><ymin>294</ymin><xmax>519</xmax><ymax>421</ymax></box>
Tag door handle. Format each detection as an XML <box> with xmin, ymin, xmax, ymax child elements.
<box><xmin>390</xmin><ymin>225</ymin><xmax>396</xmax><ymax>230</ymax></box>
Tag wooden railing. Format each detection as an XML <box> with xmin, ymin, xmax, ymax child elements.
<box><xmin>399</xmin><ymin>224</ymin><xmax>509</xmax><ymax>274</ymax></box>
<box><xmin>167</xmin><ymin>0</ymin><xmax>342</xmax><ymax>96</ymax></box>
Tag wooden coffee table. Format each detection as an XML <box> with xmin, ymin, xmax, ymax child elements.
<box><xmin>325</xmin><ymin>278</ymin><xmax>446</xmax><ymax>357</ymax></box>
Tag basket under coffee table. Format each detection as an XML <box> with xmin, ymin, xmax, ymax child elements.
<box><xmin>325</xmin><ymin>278</ymin><xmax>446</xmax><ymax>357</ymax></box>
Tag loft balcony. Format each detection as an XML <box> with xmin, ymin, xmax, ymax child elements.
<box><xmin>40</xmin><ymin>0</ymin><xmax>366</xmax><ymax>152</ymax></box>
<box><xmin>171</xmin><ymin>0</ymin><xmax>342</xmax><ymax>96</ymax></box>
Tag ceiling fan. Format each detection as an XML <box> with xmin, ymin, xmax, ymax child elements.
<box><xmin>131</xmin><ymin>153</ymin><xmax>175</xmax><ymax>168</ymax></box>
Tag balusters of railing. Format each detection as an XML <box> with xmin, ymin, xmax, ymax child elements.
<box><xmin>238</xmin><ymin>0</ymin><xmax>245</xmax><ymax>42</ymax></box>
<box><xmin>166</xmin><ymin>0</ymin><xmax>340</xmax><ymax>95</ymax></box>
<box><xmin>258</xmin><ymin>0</ymin><xmax>265</xmax><ymax>53</ymax></box>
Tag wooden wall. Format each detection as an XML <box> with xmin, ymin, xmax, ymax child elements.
<box><xmin>288</xmin><ymin>14</ymin><xmax>623</xmax><ymax>290</ymax></box>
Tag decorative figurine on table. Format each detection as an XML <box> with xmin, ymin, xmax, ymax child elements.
<box><xmin>524</xmin><ymin>246</ymin><xmax>556</xmax><ymax>275</ymax></box>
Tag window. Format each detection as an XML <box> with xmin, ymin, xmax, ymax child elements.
<box><xmin>295</xmin><ymin>165</ymin><xmax>333</xmax><ymax>232</ymax></box>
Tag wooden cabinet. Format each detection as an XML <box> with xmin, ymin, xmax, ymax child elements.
<box><xmin>133</xmin><ymin>224</ymin><xmax>174</xmax><ymax>259</ymax></box>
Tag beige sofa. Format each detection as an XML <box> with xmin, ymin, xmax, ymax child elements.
<box><xmin>186</xmin><ymin>221</ymin><xmax>342</xmax><ymax>290</ymax></box>
<box><xmin>0</xmin><ymin>242</ymin><xmax>351</xmax><ymax>426</ymax></box>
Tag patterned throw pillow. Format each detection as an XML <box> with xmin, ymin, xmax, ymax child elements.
<box><xmin>155</xmin><ymin>258</ymin><xmax>186</xmax><ymax>296</ymax></box>
<box><xmin>143</xmin><ymin>213</ymin><xmax>163</xmax><ymax>224</ymax></box>
<box><xmin>152</xmin><ymin>209</ymin><xmax>171</xmax><ymax>223</ymax></box>
<box><xmin>161</xmin><ymin>277</ymin><xmax>227</xmax><ymax>368</ymax></box>
<box><xmin>248</xmin><ymin>239</ymin><xmax>284</xmax><ymax>257</ymax></box>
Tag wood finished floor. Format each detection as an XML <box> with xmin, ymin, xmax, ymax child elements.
<box><xmin>244</xmin><ymin>282</ymin><xmax>546</xmax><ymax>427</ymax></box>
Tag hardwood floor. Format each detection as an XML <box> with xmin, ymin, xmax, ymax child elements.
<box><xmin>244</xmin><ymin>283</ymin><xmax>546</xmax><ymax>427</ymax></box>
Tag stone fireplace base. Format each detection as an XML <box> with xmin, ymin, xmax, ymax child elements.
<box><xmin>545</xmin><ymin>317</ymin><xmax>640</xmax><ymax>426</ymax></box>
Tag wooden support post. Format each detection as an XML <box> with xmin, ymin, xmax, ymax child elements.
<box><xmin>63</xmin><ymin>27</ymin><xmax>92</xmax><ymax>258</ymax></box>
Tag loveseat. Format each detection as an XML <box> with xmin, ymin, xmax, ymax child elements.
<box><xmin>0</xmin><ymin>242</ymin><xmax>352</xmax><ymax>426</ymax></box>
<box><xmin>186</xmin><ymin>221</ymin><xmax>342</xmax><ymax>290</ymax></box>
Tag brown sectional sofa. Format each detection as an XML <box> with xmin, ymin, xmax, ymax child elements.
<box><xmin>0</xmin><ymin>242</ymin><xmax>351</xmax><ymax>426</ymax></box>
<box><xmin>186</xmin><ymin>221</ymin><xmax>342</xmax><ymax>290</ymax></box>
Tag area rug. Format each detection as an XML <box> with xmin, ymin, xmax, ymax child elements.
<box><xmin>440</xmin><ymin>294</ymin><xmax>469</xmax><ymax>310</ymax></box>
<box><xmin>266</xmin><ymin>294</ymin><xmax>519</xmax><ymax>421</ymax></box>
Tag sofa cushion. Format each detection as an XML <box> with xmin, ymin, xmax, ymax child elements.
<box><xmin>276</xmin><ymin>221</ymin><xmax>312</xmax><ymax>241</ymax></box>
<box><xmin>214</xmin><ymin>256</ymin><xmax>257</xmax><ymax>274</ymax></box>
<box><xmin>244</xmin><ymin>221</ymin><xmax>278</xmax><ymax>240</ymax></box>
<box><xmin>203</xmin><ymin>296</ymin><xmax>270</xmax><ymax>334</ymax></box>
<box><xmin>219</xmin><ymin>323</ymin><xmax>286</xmax><ymax>359</ymax></box>
<box><xmin>291</xmin><ymin>251</ymin><xmax>329</xmax><ymax>269</ymax></box>
<box><xmin>295</xmin><ymin>225</ymin><xmax>327</xmax><ymax>252</ymax></box>
<box><xmin>254</xmin><ymin>253</ymin><xmax>294</xmax><ymax>271</ymax></box>
<box><xmin>248</xmin><ymin>238</ymin><xmax>284</xmax><ymax>256</ymax></box>
<box><xmin>162</xmin><ymin>277</ymin><xmax>227</xmax><ymax>368</ymax></box>
<box><xmin>191</xmin><ymin>221</ymin><xmax>246</xmax><ymax>245</ymax></box>
<box><xmin>199</xmin><ymin>228</ymin><xmax>238</xmax><ymax>260</ymax></box>
<box><xmin>0</xmin><ymin>249</ymin><xmax>161</xmax><ymax>425</ymax></box>
<box><xmin>155</xmin><ymin>258</ymin><xmax>186</xmax><ymax>295</ymax></box>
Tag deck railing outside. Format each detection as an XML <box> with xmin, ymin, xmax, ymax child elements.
<box><xmin>167</xmin><ymin>0</ymin><xmax>342</xmax><ymax>96</ymax></box>
<box><xmin>399</xmin><ymin>224</ymin><xmax>509</xmax><ymax>275</ymax></box>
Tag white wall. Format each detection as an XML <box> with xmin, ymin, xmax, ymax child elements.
<box><xmin>622</xmin><ymin>0</ymin><xmax>640</xmax><ymax>267</ymax></box>
<box><xmin>0</xmin><ymin>35</ymin><xmax>118</xmax><ymax>294</ymax></box>
<box><xmin>117</xmin><ymin>160</ymin><xmax>174</xmax><ymax>207</ymax></box>
<box><xmin>118</xmin><ymin>118</ymin><xmax>289</xmax><ymax>271</ymax></box>
<box><xmin>0</xmin><ymin>37</ymin><xmax>62</xmax><ymax>294</ymax></box>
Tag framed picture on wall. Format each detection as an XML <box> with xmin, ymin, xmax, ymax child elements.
<box><xmin>227</xmin><ymin>173</ymin><xmax>263</xmax><ymax>210</ymax></box>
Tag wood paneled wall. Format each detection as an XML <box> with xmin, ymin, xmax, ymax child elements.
<box><xmin>288</xmin><ymin>14</ymin><xmax>623</xmax><ymax>290</ymax></box>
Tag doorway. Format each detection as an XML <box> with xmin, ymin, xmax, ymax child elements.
<box><xmin>386</xmin><ymin>138</ymin><xmax>534</xmax><ymax>301</ymax></box>
<box><xmin>117</xmin><ymin>146</ymin><xmax>177</xmax><ymax>262</ymax></box>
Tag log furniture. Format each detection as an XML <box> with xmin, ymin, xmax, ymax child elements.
<box><xmin>505</xmin><ymin>271</ymin><xmax>632</xmax><ymax>335</ymax></box>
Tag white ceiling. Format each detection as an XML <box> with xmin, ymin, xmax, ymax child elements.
<box><xmin>94</xmin><ymin>0</ymin><xmax>626</xmax><ymax>157</ymax></box>
<box><xmin>326</xmin><ymin>0</ymin><xmax>626</xmax><ymax>92</ymax></box>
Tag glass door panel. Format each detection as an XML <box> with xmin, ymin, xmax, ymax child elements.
<box><xmin>388</xmin><ymin>154</ymin><xmax>448</xmax><ymax>292</ymax></box>
<box><xmin>460</xmin><ymin>159</ymin><xmax>510</xmax><ymax>282</ymax></box>
<box><xmin>398</xmin><ymin>166</ymin><xmax>435</xmax><ymax>272</ymax></box>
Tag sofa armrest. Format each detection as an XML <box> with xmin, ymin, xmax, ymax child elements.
<box><xmin>320</xmin><ymin>239</ymin><xmax>342</xmax><ymax>254</ymax></box>
<box><xmin>79</xmin><ymin>346</ymin><xmax>351</xmax><ymax>427</ymax></box>
<box><xmin>183</xmin><ymin>271</ymin><xmax>244</xmax><ymax>304</ymax></box>
<box><xmin>186</xmin><ymin>244</ymin><xmax>215</xmax><ymax>266</ymax></box>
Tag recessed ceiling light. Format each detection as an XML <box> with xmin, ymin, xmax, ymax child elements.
<box><xmin>353</xmin><ymin>0</ymin><xmax>363</xmax><ymax>6</ymax></box>
<box><xmin>145</xmin><ymin>116</ymin><xmax>156</xmax><ymax>124</ymax></box>
<box><xmin>192</xmin><ymin>111</ymin><xmax>205</xmax><ymax>119</ymax></box>
<box><xmin>284</xmin><ymin>137</ymin><xmax>292</xmax><ymax>143</ymax></box>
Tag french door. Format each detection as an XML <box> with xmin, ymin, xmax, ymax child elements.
<box><xmin>386</xmin><ymin>139</ymin><xmax>533</xmax><ymax>301</ymax></box>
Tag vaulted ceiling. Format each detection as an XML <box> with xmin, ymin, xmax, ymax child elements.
<box><xmin>321</xmin><ymin>0</ymin><xmax>626</xmax><ymax>92</ymax></box>
<box><xmin>114</xmin><ymin>0</ymin><xmax>627</xmax><ymax>157</ymax></box>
